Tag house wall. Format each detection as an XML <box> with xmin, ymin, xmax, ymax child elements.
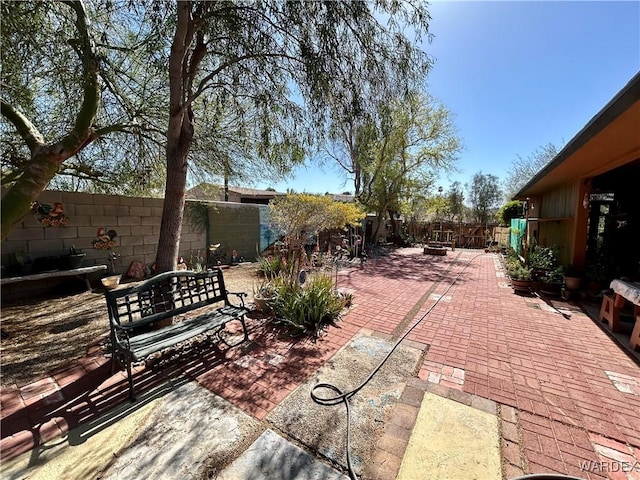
<box><xmin>539</xmin><ymin>183</ymin><xmax>578</xmax><ymax>218</ymax></box>
<box><xmin>533</xmin><ymin>182</ymin><xmax>580</xmax><ymax>266</ymax></box>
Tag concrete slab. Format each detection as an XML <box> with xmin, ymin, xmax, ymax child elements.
<box><xmin>0</xmin><ymin>379</ymin><xmax>262</xmax><ymax>480</ymax></box>
<box><xmin>216</xmin><ymin>429</ymin><xmax>349</xmax><ymax>480</ymax></box>
<box><xmin>397</xmin><ymin>392</ymin><xmax>502</xmax><ymax>480</ymax></box>
<box><xmin>1</xmin><ymin>386</ymin><xmax>159</xmax><ymax>480</ymax></box>
<box><xmin>268</xmin><ymin>333</ymin><xmax>423</xmax><ymax>478</ymax></box>
<box><xmin>102</xmin><ymin>381</ymin><xmax>262</xmax><ymax>479</ymax></box>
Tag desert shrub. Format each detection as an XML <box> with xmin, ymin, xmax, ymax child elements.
<box><xmin>271</xmin><ymin>273</ymin><xmax>347</xmax><ymax>336</ymax></box>
<box><xmin>256</xmin><ymin>255</ymin><xmax>286</xmax><ymax>279</ymax></box>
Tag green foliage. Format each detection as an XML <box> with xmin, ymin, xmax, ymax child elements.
<box><xmin>186</xmin><ymin>202</ymin><xmax>210</xmax><ymax>235</ymax></box>
<box><xmin>504</xmin><ymin>143</ymin><xmax>560</xmax><ymax>200</ymax></box>
<box><xmin>256</xmin><ymin>255</ymin><xmax>287</xmax><ymax>279</ymax></box>
<box><xmin>497</xmin><ymin>200</ymin><xmax>522</xmax><ymax>226</ymax></box>
<box><xmin>528</xmin><ymin>245</ymin><xmax>560</xmax><ymax>271</ymax></box>
<box><xmin>468</xmin><ymin>172</ymin><xmax>502</xmax><ymax>224</ymax></box>
<box><xmin>270</xmin><ymin>274</ymin><xmax>347</xmax><ymax>336</ymax></box>
<box><xmin>542</xmin><ymin>266</ymin><xmax>564</xmax><ymax>284</ymax></box>
<box><xmin>364</xmin><ymin>93</ymin><xmax>460</xmax><ymax>212</ymax></box>
<box><xmin>507</xmin><ymin>262</ymin><xmax>532</xmax><ymax>281</ymax></box>
<box><xmin>269</xmin><ymin>193</ymin><xmax>365</xmax><ymax>238</ymax></box>
<box><xmin>447</xmin><ymin>181</ymin><xmax>465</xmax><ymax>222</ymax></box>
<box><xmin>188</xmin><ymin>250</ymin><xmax>207</xmax><ymax>272</ymax></box>
<box><xmin>254</xmin><ymin>279</ymin><xmax>278</xmax><ymax>299</ymax></box>
<box><xmin>505</xmin><ymin>246</ymin><xmax>531</xmax><ymax>280</ymax></box>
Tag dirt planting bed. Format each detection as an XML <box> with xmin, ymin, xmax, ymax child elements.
<box><xmin>0</xmin><ymin>263</ymin><xmax>263</xmax><ymax>388</ymax></box>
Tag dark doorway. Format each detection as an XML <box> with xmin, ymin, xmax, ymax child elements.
<box><xmin>587</xmin><ymin>159</ymin><xmax>640</xmax><ymax>281</ymax></box>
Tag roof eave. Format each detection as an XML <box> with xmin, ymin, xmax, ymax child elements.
<box><xmin>514</xmin><ymin>71</ymin><xmax>640</xmax><ymax>199</ymax></box>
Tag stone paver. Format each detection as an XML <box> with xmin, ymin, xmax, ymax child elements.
<box><xmin>2</xmin><ymin>249</ymin><xmax>640</xmax><ymax>480</ymax></box>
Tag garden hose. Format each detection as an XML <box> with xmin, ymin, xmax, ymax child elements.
<box><xmin>311</xmin><ymin>251</ymin><xmax>486</xmax><ymax>480</ymax></box>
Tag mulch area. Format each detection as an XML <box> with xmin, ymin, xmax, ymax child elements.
<box><xmin>0</xmin><ymin>262</ymin><xmax>264</xmax><ymax>389</ymax></box>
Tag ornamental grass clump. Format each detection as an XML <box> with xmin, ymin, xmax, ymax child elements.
<box><xmin>256</xmin><ymin>254</ymin><xmax>289</xmax><ymax>279</ymax></box>
<box><xmin>270</xmin><ymin>273</ymin><xmax>347</xmax><ymax>336</ymax></box>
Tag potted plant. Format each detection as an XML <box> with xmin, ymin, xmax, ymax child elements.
<box><xmin>563</xmin><ymin>264</ymin><xmax>583</xmax><ymax>291</ymax></box>
<box><xmin>528</xmin><ymin>245</ymin><xmax>559</xmax><ymax>280</ymax></box>
<box><xmin>507</xmin><ymin>261</ymin><xmax>532</xmax><ymax>294</ymax></box>
<box><xmin>539</xmin><ymin>266</ymin><xmax>564</xmax><ymax>296</ymax></box>
<box><xmin>253</xmin><ymin>281</ymin><xmax>278</xmax><ymax>312</ymax></box>
<box><xmin>64</xmin><ymin>245</ymin><xmax>86</xmax><ymax>270</ymax></box>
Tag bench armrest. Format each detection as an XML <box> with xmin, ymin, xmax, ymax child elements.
<box><xmin>227</xmin><ymin>291</ymin><xmax>248</xmax><ymax>308</ymax></box>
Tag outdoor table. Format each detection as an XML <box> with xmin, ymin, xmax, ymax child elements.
<box><xmin>0</xmin><ymin>265</ymin><xmax>108</xmax><ymax>292</ymax></box>
<box><xmin>608</xmin><ymin>279</ymin><xmax>640</xmax><ymax>350</ymax></box>
<box><xmin>610</xmin><ymin>279</ymin><xmax>640</xmax><ymax>310</ymax></box>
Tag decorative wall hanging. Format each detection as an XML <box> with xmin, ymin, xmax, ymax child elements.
<box><xmin>92</xmin><ymin>227</ymin><xmax>118</xmax><ymax>250</ymax></box>
<box><xmin>31</xmin><ymin>201</ymin><xmax>68</xmax><ymax>227</ymax></box>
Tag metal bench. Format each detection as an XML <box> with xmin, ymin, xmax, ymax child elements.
<box><xmin>104</xmin><ymin>269</ymin><xmax>249</xmax><ymax>400</ymax></box>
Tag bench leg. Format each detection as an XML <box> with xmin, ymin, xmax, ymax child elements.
<box><xmin>125</xmin><ymin>358</ymin><xmax>136</xmax><ymax>401</ymax></box>
<box><xmin>240</xmin><ymin>315</ymin><xmax>249</xmax><ymax>342</ymax></box>
<box><xmin>217</xmin><ymin>316</ymin><xmax>249</xmax><ymax>348</ymax></box>
<box><xmin>631</xmin><ymin>315</ymin><xmax>640</xmax><ymax>352</ymax></box>
<box><xmin>599</xmin><ymin>294</ymin><xmax>621</xmax><ymax>332</ymax></box>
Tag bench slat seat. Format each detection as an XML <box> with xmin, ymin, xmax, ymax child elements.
<box><xmin>127</xmin><ymin>305</ymin><xmax>247</xmax><ymax>360</ymax></box>
<box><xmin>105</xmin><ymin>269</ymin><xmax>249</xmax><ymax>400</ymax></box>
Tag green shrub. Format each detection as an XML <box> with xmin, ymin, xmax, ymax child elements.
<box><xmin>256</xmin><ymin>255</ymin><xmax>286</xmax><ymax>279</ymax></box>
<box><xmin>507</xmin><ymin>262</ymin><xmax>532</xmax><ymax>281</ymax></box>
<box><xmin>270</xmin><ymin>273</ymin><xmax>347</xmax><ymax>336</ymax></box>
<box><xmin>528</xmin><ymin>245</ymin><xmax>560</xmax><ymax>271</ymax></box>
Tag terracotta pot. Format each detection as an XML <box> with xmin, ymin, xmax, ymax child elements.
<box><xmin>511</xmin><ymin>278</ymin><xmax>532</xmax><ymax>293</ymax></box>
<box><xmin>564</xmin><ymin>276</ymin><xmax>582</xmax><ymax>291</ymax></box>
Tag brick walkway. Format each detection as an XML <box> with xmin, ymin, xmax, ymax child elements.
<box><xmin>2</xmin><ymin>249</ymin><xmax>639</xmax><ymax>479</ymax></box>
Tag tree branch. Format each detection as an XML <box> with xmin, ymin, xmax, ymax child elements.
<box><xmin>0</xmin><ymin>99</ymin><xmax>45</xmax><ymax>152</ymax></box>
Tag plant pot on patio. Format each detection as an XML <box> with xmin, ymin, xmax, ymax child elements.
<box><xmin>253</xmin><ymin>281</ymin><xmax>278</xmax><ymax>313</ymax></box>
<box><xmin>63</xmin><ymin>253</ymin><xmax>86</xmax><ymax>270</ymax></box>
<box><xmin>511</xmin><ymin>278</ymin><xmax>533</xmax><ymax>294</ymax></box>
<box><xmin>539</xmin><ymin>281</ymin><xmax>562</xmax><ymax>296</ymax></box>
<box><xmin>507</xmin><ymin>263</ymin><xmax>532</xmax><ymax>294</ymax></box>
<box><xmin>253</xmin><ymin>294</ymin><xmax>276</xmax><ymax>313</ymax></box>
<box><xmin>564</xmin><ymin>276</ymin><xmax>582</xmax><ymax>291</ymax></box>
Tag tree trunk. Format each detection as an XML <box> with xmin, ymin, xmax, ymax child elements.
<box><xmin>154</xmin><ymin>1</ymin><xmax>196</xmax><ymax>273</ymax></box>
<box><xmin>371</xmin><ymin>212</ymin><xmax>383</xmax><ymax>243</ymax></box>
<box><xmin>1</xmin><ymin>149</ymin><xmax>64</xmax><ymax>237</ymax></box>
<box><xmin>155</xmin><ymin>106</ymin><xmax>194</xmax><ymax>272</ymax></box>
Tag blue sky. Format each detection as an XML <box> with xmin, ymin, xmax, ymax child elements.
<box><xmin>256</xmin><ymin>1</ymin><xmax>639</xmax><ymax>196</ymax></box>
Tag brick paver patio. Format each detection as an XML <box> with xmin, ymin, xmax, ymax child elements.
<box><xmin>2</xmin><ymin>249</ymin><xmax>639</xmax><ymax>479</ymax></box>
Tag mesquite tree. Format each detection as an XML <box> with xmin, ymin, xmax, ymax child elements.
<box><xmin>1</xmin><ymin>0</ymin><xmax>169</xmax><ymax>239</ymax></box>
<box><xmin>156</xmin><ymin>0</ymin><xmax>434</xmax><ymax>271</ymax></box>
<box><xmin>1</xmin><ymin>1</ymin><xmax>100</xmax><ymax>237</ymax></box>
<box><xmin>332</xmin><ymin>91</ymin><xmax>461</xmax><ymax>241</ymax></box>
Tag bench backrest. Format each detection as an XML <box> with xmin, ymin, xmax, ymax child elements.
<box><xmin>105</xmin><ymin>269</ymin><xmax>230</xmax><ymax>328</ymax></box>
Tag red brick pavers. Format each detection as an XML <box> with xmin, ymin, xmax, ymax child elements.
<box><xmin>408</xmin><ymin>251</ymin><xmax>640</xmax><ymax>479</ymax></box>
<box><xmin>3</xmin><ymin>249</ymin><xmax>639</xmax><ymax>479</ymax></box>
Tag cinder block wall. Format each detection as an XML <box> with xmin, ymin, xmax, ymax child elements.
<box><xmin>208</xmin><ymin>202</ymin><xmax>261</xmax><ymax>262</ymax></box>
<box><xmin>1</xmin><ymin>190</ymin><xmax>206</xmax><ymax>275</ymax></box>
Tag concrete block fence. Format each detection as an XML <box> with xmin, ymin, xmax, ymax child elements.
<box><xmin>1</xmin><ymin>191</ymin><xmax>269</xmax><ymax>297</ymax></box>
